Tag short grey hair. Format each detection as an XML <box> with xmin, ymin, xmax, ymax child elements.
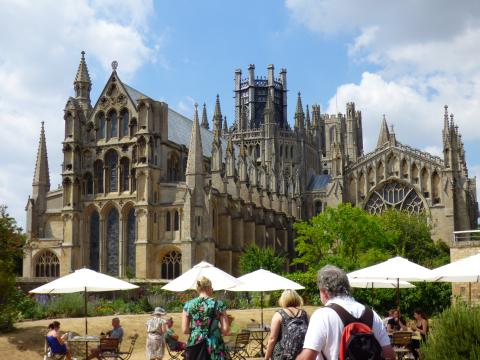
<box><xmin>317</xmin><ymin>265</ymin><xmax>351</xmax><ymax>297</ymax></box>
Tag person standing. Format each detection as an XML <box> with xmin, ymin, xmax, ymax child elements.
<box><xmin>296</xmin><ymin>265</ymin><xmax>395</xmax><ymax>360</ymax></box>
<box><xmin>181</xmin><ymin>276</ymin><xmax>230</xmax><ymax>360</ymax></box>
<box><xmin>264</xmin><ymin>289</ymin><xmax>308</xmax><ymax>360</ymax></box>
<box><xmin>146</xmin><ymin>307</ymin><xmax>168</xmax><ymax>360</ymax></box>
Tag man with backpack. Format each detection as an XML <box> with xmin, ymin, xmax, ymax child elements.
<box><xmin>296</xmin><ymin>265</ymin><xmax>395</xmax><ymax>360</ymax></box>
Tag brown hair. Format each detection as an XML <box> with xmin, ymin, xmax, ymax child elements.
<box><xmin>196</xmin><ymin>276</ymin><xmax>213</xmax><ymax>293</ymax></box>
<box><xmin>48</xmin><ymin>321</ymin><xmax>60</xmax><ymax>330</ymax></box>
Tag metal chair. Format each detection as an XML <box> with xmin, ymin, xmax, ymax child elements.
<box><xmin>100</xmin><ymin>334</ymin><xmax>138</xmax><ymax>360</ymax></box>
<box><xmin>392</xmin><ymin>331</ymin><xmax>413</xmax><ymax>360</ymax></box>
<box><xmin>226</xmin><ymin>332</ymin><xmax>250</xmax><ymax>360</ymax></box>
<box><xmin>165</xmin><ymin>341</ymin><xmax>185</xmax><ymax>360</ymax></box>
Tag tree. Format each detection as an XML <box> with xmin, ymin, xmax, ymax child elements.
<box><xmin>0</xmin><ymin>205</ymin><xmax>26</xmax><ymax>332</ymax></box>
<box><xmin>239</xmin><ymin>244</ymin><xmax>285</xmax><ymax>274</ymax></box>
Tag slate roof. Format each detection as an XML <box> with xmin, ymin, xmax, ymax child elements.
<box><xmin>123</xmin><ymin>83</ymin><xmax>148</xmax><ymax>103</ymax></box>
<box><xmin>307</xmin><ymin>174</ymin><xmax>331</xmax><ymax>191</ymax></box>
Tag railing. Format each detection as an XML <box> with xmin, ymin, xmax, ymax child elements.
<box><xmin>453</xmin><ymin>230</ymin><xmax>480</xmax><ymax>243</ymax></box>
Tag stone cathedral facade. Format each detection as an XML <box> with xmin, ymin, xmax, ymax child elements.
<box><xmin>22</xmin><ymin>53</ymin><xmax>478</xmax><ymax>281</ymax></box>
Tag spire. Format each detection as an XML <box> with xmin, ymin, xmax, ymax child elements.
<box><xmin>201</xmin><ymin>103</ymin><xmax>209</xmax><ymax>129</ymax></box>
<box><xmin>213</xmin><ymin>94</ymin><xmax>223</xmax><ymax>139</ymax></box>
<box><xmin>376</xmin><ymin>114</ymin><xmax>390</xmax><ymax>148</ymax></box>
<box><xmin>443</xmin><ymin>105</ymin><xmax>449</xmax><ymax>132</ymax></box>
<box><xmin>294</xmin><ymin>92</ymin><xmax>305</xmax><ymax>130</ymax></box>
<box><xmin>305</xmin><ymin>105</ymin><xmax>311</xmax><ymax>131</ymax></box>
<box><xmin>74</xmin><ymin>51</ymin><xmax>91</xmax><ymax>106</ymax></box>
<box><xmin>186</xmin><ymin>103</ymin><xmax>204</xmax><ymax>177</ymax></box>
<box><xmin>223</xmin><ymin>116</ymin><xmax>228</xmax><ymax>135</ymax></box>
<box><xmin>33</xmin><ymin>122</ymin><xmax>50</xmax><ymax>192</ymax></box>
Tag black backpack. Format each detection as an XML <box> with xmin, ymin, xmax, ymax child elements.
<box><xmin>276</xmin><ymin>309</ymin><xmax>309</xmax><ymax>360</ymax></box>
<box><xmin>328</xmin><ymin>303</ymin><xmax>383</xmax><ymax>360</ymax></box>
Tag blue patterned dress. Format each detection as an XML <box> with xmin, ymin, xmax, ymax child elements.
<box><xmin>183</xmin><ymin>296</ymin><xmax>227</xmax><ymax>360</ymax></box>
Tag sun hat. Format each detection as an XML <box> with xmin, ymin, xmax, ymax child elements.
<box><xmin>153</xmin><ymin>307</ymin><xmax>166</xmax><ymax>316</ymax></box>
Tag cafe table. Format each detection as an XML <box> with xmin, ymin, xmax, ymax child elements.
<box><xmin>243</xmin><ymin>326</ymin><xmax>270</xmax><ymax>357</ymax></box>
<box><xmin>67</xmin><ymin>335</ymin><xmax>100</xmax><ymax>360</ymax></box>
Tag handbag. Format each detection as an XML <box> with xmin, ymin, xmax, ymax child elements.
<box><xmin>185</xmin><ymin>300</ymin><xmax>217</xmax><ymax>360</ymax></box>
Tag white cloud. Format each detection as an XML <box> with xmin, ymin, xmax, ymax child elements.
<box><xmin>0</xmin><ymin>0</ymin><xmax>156</xmax><ymax>227</ymax></box>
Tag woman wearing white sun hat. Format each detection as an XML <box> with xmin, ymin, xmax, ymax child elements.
<box><xmin>146</xmin><ymin>307</ymin><xmax>168</xmax><ymax>360</ymax></box>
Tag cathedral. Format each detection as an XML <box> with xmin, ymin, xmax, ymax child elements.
<box><xmin>22</xmin><ymin>53</ymin><xmax>478</xmax><ymax>281</ymax></box>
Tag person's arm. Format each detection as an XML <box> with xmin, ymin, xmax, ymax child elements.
<box><xmin>417</xmin><ymin>319</ymin><xmax>428</xmax><ymax>335</ymax></box>
<box><xmin>181</xmin><ymin>310</ymin><xmax>191</xmax><ymax>335</ymax></box>
<box><xmin>219</xmin><ymin>311</ymin><xmax>230</xmax><ymax>336</ymax></box>
<box><xmin>399</xmin><ymin>317</ymin><xmax>407</xmax><ymax>330</ymax></box>
<box><xmin>296</xmin><ymin>348</ymin><xmax>318</xmax><ymax>360</ymax></box>
<box><xmin>382</xmin><ymin>345</ymin><xmax>396</xmax><ymax>360</ymax></box>
<box><xmin>264</xmin><ymin>312</ymin><xmax>282</xmax><ymax>360</ymax></box>
<box><xmin>161</xmin><ymin>322</ymin><xmax>168</xmax><ymax>334</ymax></box>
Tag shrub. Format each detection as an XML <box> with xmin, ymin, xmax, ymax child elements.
<box><xmin>46</xmin><ymin>293</ymin><xmax>90</xmax><ymax>318</ymax></box>
<box><xmin>421</xmin><ymin>305</ymin><xmax>480</xmax><ymax>360</ymax></box>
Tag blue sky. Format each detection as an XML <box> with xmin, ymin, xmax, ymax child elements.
<box><xmin>1</xmin><ymin>0</ymin><xmax>480</xmax><ymax>228</ymax></box>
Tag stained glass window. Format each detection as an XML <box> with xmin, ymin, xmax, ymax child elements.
<box><xmin>126</xmin><ymin>208</ymin><xmax>136</xmax><ymax>275</ymax></box>
<box><xmin>161</xmin><ymin>251</ymin><xmax>181</xmax><ymax>279</ymax></box>
<box><xmin>90</xmin><ymin>211</ymin><xmax>100</xmax><ymax>271</ymax></box>
<box><xmin>85</xmin><ymin>173</ymin><xmax>93</xmax><ymax>195</ymax></box>
<box><xmin>121</xmin><ymin>158</ymin><xmax>129</xmax><ymax>192</ymax></box>
<box><xmin>106</xmin><ymin>208</ymin><xmax>119</xmax><ymax>276</ymax></box>
<box><xmin>107</xmin><ymin>151</ymin><xmax>118</xmax><ymax>193</ymax></box>
<box><xmin>94</xmin><ymin>160</ymin><xmax>104</xmax><ymax>193</ymax></box>
<box><xmin>98</xmin><ymin>113</ymin><xmax>105</xmax><ymax>139</ymax></box>
<box><xmin>365</xmin><ymin>181</ymin><xmax>425</xmax><ymax>215</ymax></box>
<box><xmin>121</xmin><ymin>109</ymin><xmax>129</xmax><ymax>137</ymax></box>
<box><xmin>109</xmin><ymin>110</ymin><xmax>118</xmax><ymax>138</ymax></box>
<box><xmin>34</xmin><ymin>251</ymin><xmax>60</xmax><ymax>277</ymax></box>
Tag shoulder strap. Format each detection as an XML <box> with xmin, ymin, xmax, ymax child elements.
<box><xmin>358</xmin><ymin>306</ymin><xmax>374</xmax><ymax>328</ymax></box>
<box><xmin>277</xmin><ymin>309</ymin><xmax>289</xmax><ymax>321</ymax></box>
<box><xmin>327</xmin><ymin>303</ymin><xmax>358</xmax><ymax>327</ymax></box>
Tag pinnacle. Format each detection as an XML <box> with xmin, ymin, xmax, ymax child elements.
<box><xmin>74</xmin><ymin>50</ymin><xmax>91</xmax><ymax>84</ymax></box>
<box><xmin>214</xmin><ymin>94</ymin><xmax>222</xmax><ymax>118</ymax></box>
<box><xmin>305</xmin><ymin>105</ymin><xmax>311</xmax><ymax>130</ymax></box>
<box><xmin>201</xmin><ymin>103</ymin><xmax>209</xmax><ymax>129</ymax></box>
<box><xmin>186</xmin><ymin>103</ymin><xmax>204</xmax><ymax>176</ymax></box>
<box><xmin>33</xmin><ymin>121</ymin><xmax>50</xmax><ymax>189</ymax></box>
<box><xmin>376</xmin><ymin>115</ymin><xmax>390</xmax><ymax>148</ymax></box>
<box><xmin>295</xmin><ymin>92</ymin><xmax>304</xmax><ymax>115</ymax></box>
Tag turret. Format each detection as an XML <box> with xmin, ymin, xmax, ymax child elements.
<box><xmin>73</xmin><ymin>51</ymin><xmax>92</xmax><ymax>109</ymax></box>
<box><xmin>201</xmin><ymin>103</ymin><xmax>209</xmax><ymax>129</ymax></box>
<box><xmin>223</xmin><ymin>116</ymin><xmax>228</xmax><ymax>136</ymax></box>
<box><xmin>294</xmin><ymin>92</ymin><xmax>305</xmax><ymax>132</ymax></box>
<box><xmin>186</xmin><ymin>103</ymin><xmax>204</xmax><ymax>188</ymax></box>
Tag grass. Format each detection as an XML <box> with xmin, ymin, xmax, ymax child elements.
<box><xmin>0</xmin><ymin>306</ymin><xmax>317</xmax><ymax>359</ymax></box>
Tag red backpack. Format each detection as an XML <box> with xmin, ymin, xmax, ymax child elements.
<box><xmin>327</xmin><ymin>303</ymin><xmax>383</xmax><ymax>360</ymax></box>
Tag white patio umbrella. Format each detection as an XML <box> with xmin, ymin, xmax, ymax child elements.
<box><xmin>348</xmin><ymin>256</ymin><xmax>432</xmax><ymax>308</ymax></box>
<box><xmin>428</xmin><ymin>253</ymin><xmax>480</xmax><ymax>305</ymax></box>
<box><xmin>30</xmin><ymin>268</ymin><xmax>138</xmax><ymax>335</ymax></box>
<box><xmin>162</xmin><ymin>261</ymin><xmax>240</xmax><ymax>291</ymax></box>
<box><xmin>348</xmin><ymin>277</ymin><xmax>416</xmax><ymax>289</ymax></box>
<box><xmin>229</xmin><ymin>269</ymin><xmax>305</xmax><ymax>327</ymax></box>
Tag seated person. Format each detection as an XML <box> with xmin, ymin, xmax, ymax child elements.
<box><xmin>387</xmin><ymin>309</ymin><xmax>407</xmax><ymax>332</ymax></box>
<box><xmin>165</xmin><ymin>317</ymin><xmax>186</xmax><ymax>351</ymax></box>
<box><xmin>410</xmin><ymin>309</ymin><xmax>429</xmax><ymax>360</ymax></box>
<box><xmin>383</xmin><ymin>309</ymin><xmax>395</xmax><ymax>329</ymax></box>
<box><xmin>46</xmin><ymin>321</ymin><xmax>72</xmax><ymax>360</ymax></box>
<box><xmin>87</xmin><ymin>317</ymin><xmax>124</xmax><ymax>360</ymax></box>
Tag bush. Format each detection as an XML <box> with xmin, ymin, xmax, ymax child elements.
<box><xmin>421</xmin><ymin>305</ymin><xmax>480</xmax><ymax>360</ymax></box>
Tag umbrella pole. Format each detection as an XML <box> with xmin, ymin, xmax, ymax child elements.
<box><xmin>396</xmin><ymin>278</ymin><xmax>400</xmax><ymax>310</ymax></box>
<box><xmin>85</xmin><ymin>287</ymin><xmax>88</xmax><ymax>358</ymax></box>
<box><xmin>469</xmin><ymin>282</ymin><xmax>472</xmax><ymax>307</ymax></box>
<box><xmin>260</xmin><ymin>291</ymin><xmax>264</xmax><ymax>327</ymax></box>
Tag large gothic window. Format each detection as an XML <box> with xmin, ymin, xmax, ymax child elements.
<box><xmin>121</xmin><ymin>158</ymin><xmax>130</xmax><ymax>192</ymax></box>
<box><xmin>94</xmin><ymin>160</ymin><xmax>104</xmax><ymax>193</ymax></box>
<box><xmin>161</xmin><ymin>251</ymin><xmax>181</xmax><ymax>279</ymax></box>
<box><xmin>85</xmin><ymin>173</ymin><xmax>93</xmax><ymax>195</ymax></box>
<box><xmin>98</xmin><ymin>113</ymin><xmax>105</xmax><ymax>140</ymax></box>
<box><xmin>106</xmin><ymin>150</ymin><xmax>118</xmax><ymax>193</ymax></box>
<box><xmin>34</xmin><ymin>251</ymin><xmax>60</xmax><ymax>278</ymax></box>
<box><xmin>174</xmin><ymin>210</ymin><xmax>180</xmax><ymax>231</ymax></box>
<box><xmin>89</xmin><ymin>211</ymin><xmax>100</xmax><ymax>271</ymax></box>
<box><xmin>120</xmin><ymin>109</ymin><xmax>129</xmax><ymax>137</ymax></box>
<box><xmin>107</xmin><ymin>110</ymin><xmax>118</xmax><ymax>139</ymax></box>
<box><xmin>126</xmin><ymin>208</ymin><xmax>136</xmax><ymax>275</ymax></box>
<box><xmin>365</xmin><ymin>181</ymin><xmax>425</xmax><ymax>215</ymax></box>
<box><xmin>106</xmin><ymin>208</ymin><xmax>119</xmax><ymax>276</ymax></box>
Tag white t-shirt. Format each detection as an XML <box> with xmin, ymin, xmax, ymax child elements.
<box><xmin>302</xmin><ymin>296</ymin><xmax>391</xmax><ymax>360</ymax></box>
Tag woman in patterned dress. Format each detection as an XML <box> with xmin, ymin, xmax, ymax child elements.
<box><xmin>146</xmin><ymin>307</ymin><xmax>168</xmax><ymax>360</ymax></box>
<box><xmin>181</xmin><ymin>276</ymin><xmax>230</xmax><ymax>360</ymax></box>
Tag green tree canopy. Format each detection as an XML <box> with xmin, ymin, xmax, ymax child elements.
<box><xmin>0</xmin><ymin>205</ymin><xmax>26</xmax><ymax>332</ymax></box>
<box><xmin>239</xmin><ymin>244</ymin><xmax>285</xmax><ymax>274</ymax></box>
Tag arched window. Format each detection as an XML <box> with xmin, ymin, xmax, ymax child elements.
<box><xmin>131</xmin><ymin>168</ymin><xmax>136</xmax><ymax>192</ymax></box>
<box><xmin>120</xmin><ymin>158</ymin><xmax>129</xmax><ymax>192</ymax></box>
<box><xmin>174</xmin><ymin>210</ymin><xmax>179</xmax><ymax>231</ymax></box>
<box><xmin>106</xmin><ymin>207</ymin><xmax>119</xmax><ymax>276</ymax></box>
<box><xmin>107</xmin><ymin>110</ymin><xmax>118</xmax><ymax>139</ymax></box>
<box><xmin>161</xmin><ymin>251</ymin><xmax>181</xmax><ymax>279</ymax></box>
<box><xmin>365</xmin><ymin>181</ymin><xmax>425</xmax><ymax>215</ymax></box>
<box><xmin>94</xmin><ymin>160</ymin><xmax>104</xmax><ymax>193</ymax></box>
<box><xmin>34</xmin><ymin>251</ymin><xmax>60</xmax><ymax>278</ymax></box>
<box><xmin>85</xmin><ymin>173</ymin><xmax>93</xmax><ymax>195</ymax></box>
<box><xmin>314</xmin><ymin>201</ymin><xmax>323</xmax><ymax>215</ymax></box>
<box><xmin>120</xmin><ymin>109</ymin><xmax>129</xmax><ymax>137</ymax></box>
<box><xmin>130</xmin><ymin>118</ymin><xmax>138</xmax><ymax>136</ymax></box>
<box><xmin>89</xmin><ymin>211</ymin><xmax>100</xmax><ymax>271</ymax></box>
<box><xmin>106</xmin><ymin>151</ymin><xmax>118</xmax><ymax>193</ymax></box>
<box><xmin>166</xmin><ymin>212</ymin><xmax>171</xmax><ymax>231</ymax></box>
<box><xmin>255</xmin><ymin>144</ymin><xmax>260</xmax><ymax>159</ymax></box>
<box><xmin>97</xmin><ymin>113</ymin><xmax>105</xmax><ymax>140</ymax></box>
<box><xmin>65</xmin><ymin>114</ymin><xmax>73</xmax><ymax>138</ymax></box>
<box><xmin>126</xmin><ymin>208</ymin><xmax>136</xmax><ymax>275</ymax></box>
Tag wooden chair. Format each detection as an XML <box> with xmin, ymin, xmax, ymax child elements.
<box><xmin>226</xmin><ymin>332</ymin><xmax>250</xmax><ymax>360</ymax></box>
<box><xmin>391</xmin><ymin>331</ymin><xmax>413</xmax><ymax>360</ymax></box>
<box><xmin>44</xmin><ymin>337</ymin><xmax>66</xmax><ymax>360</ymax></box>
<box><xmin>100</xmin><ymin>334</ymin><xmax>138</xmax><ymax>360</ymax></box>
<box><xmin>166</xmin><ymin>341</ymin><xmax>185</xmax><ymax>360</ymax></box>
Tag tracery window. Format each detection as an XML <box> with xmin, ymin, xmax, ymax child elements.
<box><xmin>89</xmin><ymin>211</ymin><xmax>100</xmax><ymax>271</ymax></box>
<box><xmin>365</xmin><ymin>181</ymin><xmax>424</xmax><ymax>215</ymax></box>
<box><xmin>108</xmin><ymin>110</ymin><xmax>117</xmax><ymax>139</ymax></box>
<box><xmin>34</xmin><ymin>251</ymin><xmax>60</xmax><ymax>278</ymax></box>
<box><xmin>120</xmin><ymin>158</ymin><xmax>129</xmax><ymax>192</ymax></box>
<box><xmin>106</xmin><ymin>151</ymin><xmax>118</xmax><ymax>193</ymax></box>
<box><xmin>161</xmin><ymin>251</ymin><xmax>181</xmax><ymax>279</ymax></box>
<box><xmin>174</xmin><ymin>210</ymin><xmax>179</xmax><ymax>231</ymax></box>
<box><xmin>98</xmin><ymin>113</ymin><xmax>105</xmax><ymax>140</ymax></box>
<box><xmin>120</xmin><ymin>109</ymin><xmax>129</xmax><ymax>137</ymax></box>
<box><xmin>126</xmin><ymin>208</ymin><xmax>136</xmax><ymax>275</ymax></box>
<box><xmin>106</xmin><ymin>208</ymin><xmax>119</xmax><ymax>276</ymax></box>
<box><xmin>94</xmin><ymin>160</ymin><xmax>104</xmax><ymax>193</ymax></box>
